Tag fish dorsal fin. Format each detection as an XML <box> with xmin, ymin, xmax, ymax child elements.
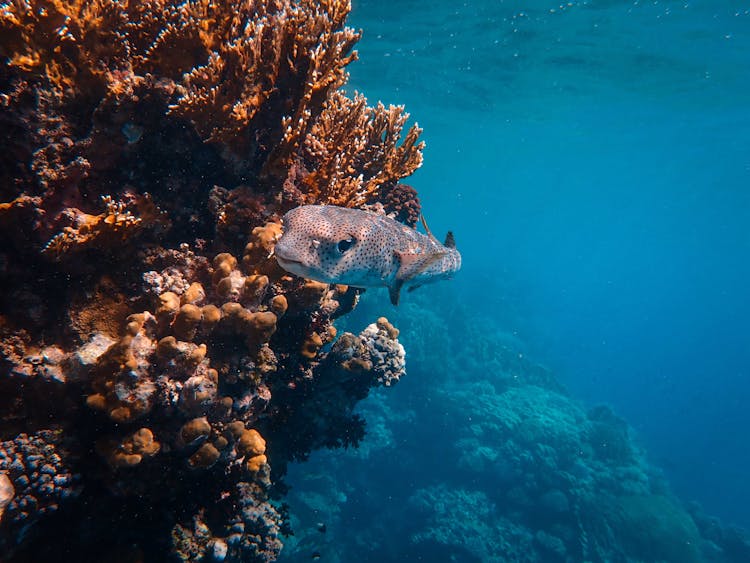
<box><xmin>395</xmin><ymin>250</ymin><xmax>447</xmax><ymax>281</ymax></box>
<box><xmin>420</xmin><ymin>214</ymin><xmax>440</xmax><ymax>244</ymax></box>
<box><xmin>444</xmin><ymin>231</ymin><xmax>456</xmax><ymax>249</ymax></box>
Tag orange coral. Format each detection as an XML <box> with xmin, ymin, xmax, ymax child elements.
<box><xmin>0</xmin><ymin>0</ymin><xmax>426</xmax><ymax>342</ymax></box>
<box><xmin>42</xmin><ymin>196</ymin><xmax>142</xmax><ymax>259</ymax></box>
<box><xmin>297</xmin><ymin>92</ymin><xmax>425</xmax><ymax>207</ymax></box>
<box><xmin>40</xmin><ymin>194</ymin><xmax>167</xmax><ymax>260</ymax></box>
<box><xmin>170</xmin><ymin>0</ymin><xmax>359</xmax><ymax>150</ymax></box>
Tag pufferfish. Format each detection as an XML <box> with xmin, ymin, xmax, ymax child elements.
<box><xmin>273</xmin><ymin>204</ymin><xmax>461</xmax><ymax>305</ymax></box>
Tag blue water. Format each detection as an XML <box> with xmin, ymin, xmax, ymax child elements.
<box><xmin>281</xmin><ymin>0</ymin><xmax>750</xmax><ymax>559</ymax></box>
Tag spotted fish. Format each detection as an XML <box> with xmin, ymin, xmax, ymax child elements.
<box><xmin>274</xmin><ymin>205</ymin><xmax>461</xmax><ymax>305</ymax></box>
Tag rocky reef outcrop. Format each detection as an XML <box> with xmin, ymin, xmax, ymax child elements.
<box><xmin>0</xmin><ymin>1</ymin><xmax>416</xmax><ymax>560</ymax></box>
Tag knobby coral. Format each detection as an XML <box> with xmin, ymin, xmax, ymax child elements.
<box><xmin>0</xmin><ymin>1</ymin><xmax>416</xmax><ymax>560</ymax></box>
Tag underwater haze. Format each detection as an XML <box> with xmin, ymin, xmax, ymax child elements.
<box><xmin>279</xmin><ymin>0</ymin><xmax>750</xmax><ymax>561</ymax></box>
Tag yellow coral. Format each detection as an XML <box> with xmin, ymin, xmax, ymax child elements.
<box><xmin>157</xmin><ymin>292</ymin><xmax>181</xmax><ymax>320</ymax></box>
<box><xmin>270</xmin><ymin>295</ymin><xmax>288</xmax><ymax>317</ymax></box>
<box><xmin>376</xmin><ymin>317</ymin><xmax>400</xmax><ymax>339</ymax></box>
<box><xmin>181</xmin><ymin>283</ymin><xmax>206</xmax><ymax>305</ymax></box>
<box><xmin>87</xmin><ymin>312</ymin><xmax>158</xmax><ymax>423</ymax></box>
<box><xmin>172</xmin><ymin>304</ymin><xmax>203</xmax><ymax>340</ymax></box>
<box><xmin>220</xmin><ymin>304</ymin><xmax>277</xmax><ymax>349</ymax></box>
<box><xmin>201</xmin><ymin>304</ymin><xmax>221</xmax><ymax>329</ymax></box>
<box><xmin>244</xmin><ymin>222</ymin><xmax>282</xmax><ymax>264</ymax></box>
<box><xmin>213</xmin><ymin>252</ymin><xmax>238</xmax><ymax>281</ymax></box>
<box><xmin>294</xmin><ymin>280</ymin><xmax>330</xmax><ymax>309</ymax></box>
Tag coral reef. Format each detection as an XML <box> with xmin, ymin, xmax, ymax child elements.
<box><xmin>277</xmin><ymin>291</ymin><xmax>750</xmax><ymax>563</ymax></box>
<box><xmin>0</xmin><ymin>430</ymin><xmax>78</xmax><ymax>552</ymax></box>
<box><xmin>0</xmin><ymin>1</ymin><xmax>418</xmax><ymax>560</ymax></box>
<box><xmin>0</xmin><ymin>0</ymin><xmax>423</xmax><ymax>258</ymax></box>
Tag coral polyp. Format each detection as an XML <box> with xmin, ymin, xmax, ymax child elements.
<box><xmin>0</xmin><ymin>1</ymin><xmax>418</xmax><ymax>560</ymax></box>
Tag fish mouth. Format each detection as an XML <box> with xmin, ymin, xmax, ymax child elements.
<box><xmin>274</xmin><ymin>252</ymin><xmax>304</xmax><ymax>269</ymax></box>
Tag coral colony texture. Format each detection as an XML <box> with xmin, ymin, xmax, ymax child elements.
<box><xmin>5</xmin><ymin>2</ymin><xmax>748</xmax><ymax>563</ymax></box>
<box><xmin>0</xmin><ymin>1</ymin><xmax>419</xmax><ymax>560</ymax></box>
<box><xmin>280</xmin><ymin>298</ymin><xmax>750</xmax><ymax>563</ymax></box>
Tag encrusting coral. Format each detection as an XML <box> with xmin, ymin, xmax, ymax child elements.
<box><xmin>0</xmin><ymin>430</ymin><xmax>78</xmax><ymax>552</ymax></box>
<box><xmin>0</xmin><ymin>1</ymin><xmax>416</xmax><ymax>560</ymax></box>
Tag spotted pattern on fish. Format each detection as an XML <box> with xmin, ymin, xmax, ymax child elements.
<box><xmin>274</xmin><ymin>205</ymin><xmax>462</xmax><ymax>305</ymax></box>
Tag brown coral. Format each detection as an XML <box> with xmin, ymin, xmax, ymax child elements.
<box><xmin>86</xmin><ymin>313</ymin><xmax>159</xmax><ymax>423</ymax></box>
<box><xmin>237</xmin><ymin>429</ymin><xmax>266</xmax><ymax>458</ymax></box>
<box><xmin>188</xmin><ymin>442</ymin><xmax>220</xmax><ymax>469</ymax></box>
<box><xmin>380</xmin><ymin>182</ymin><xmax>422</xmax><ymax>227</ymax></box>
<box><xmin>180</xmin><ymin>417</ymin><xmax>212</xmax><ymax>446</ymax></box>
<box><xmin>295</xmin><ymin>92</ymin><xmax>425</xmax><ymax>207</ymax></box>
<box><xmin>42</xmin><ymin>196</ymin><xmax>143</xmax><ymax>259</ymax></box>
<box><xmin>0</xmin><ymin>1</ymin><xmax>423</xmax><ymax>560</ymax></box>
<box><xmin>99</xmin><ymin>427</ymin><xmax>161</xmax><ymax>468</ymax></box>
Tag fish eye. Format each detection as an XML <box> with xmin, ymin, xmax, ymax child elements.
<box><xmin>337</xmin><ymin>238</ymin><xmax>356</xmax><ymax>253</ymax></box>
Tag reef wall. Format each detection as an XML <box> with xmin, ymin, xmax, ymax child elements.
<box><xmin>0</xmin><ymin>1</ymin><xmax>417</xmax><ymax>560</ymax></box>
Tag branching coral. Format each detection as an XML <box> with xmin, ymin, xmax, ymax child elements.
<box><xmin>170</xmin><ymin>0</ymin><xmax>359</xmax><ymax>149</ymax></box>
<box><xmin>42</xmin><ymin>194</ymin><xmax>167</xmax><ymax>260</ymax></box>
<box><xmin>0</xmin><ymin>1</ymin><xmax>419</xmax><ymax>560</ymax></box>
<box><xmin>296</xmin><ymin>92</ymin><xmax>424</xmax><ymax>207</ymax></box>
<box><xmin>0</xmin><ymin>0</ymin><xmax>423</xmax><ymax>250</ymax></box>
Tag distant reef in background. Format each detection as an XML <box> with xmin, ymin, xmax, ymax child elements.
<box><xmin>280</xmin><ymin>295</ymin><xmax>750</xmax><ymax>563</ymax></box>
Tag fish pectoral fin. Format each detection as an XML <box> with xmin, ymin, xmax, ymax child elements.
<box><xmin>407</xmin><ymin>283</ymin><xmax>423</xmax><ymax>293</ymax></box>
<box><xmin>388</xmin><ymin>279</ymin><xmax>404</xmax><ymax>306</ymax></box>
<box><xmin>444</xmin><ymin>231</ymin><xmax>456</xmax><ymax>249</ymax></box>
<box><xmin>395</xmin><ymin>250</ymin><xmax>447</xmax><ymax>281</ymax></box>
